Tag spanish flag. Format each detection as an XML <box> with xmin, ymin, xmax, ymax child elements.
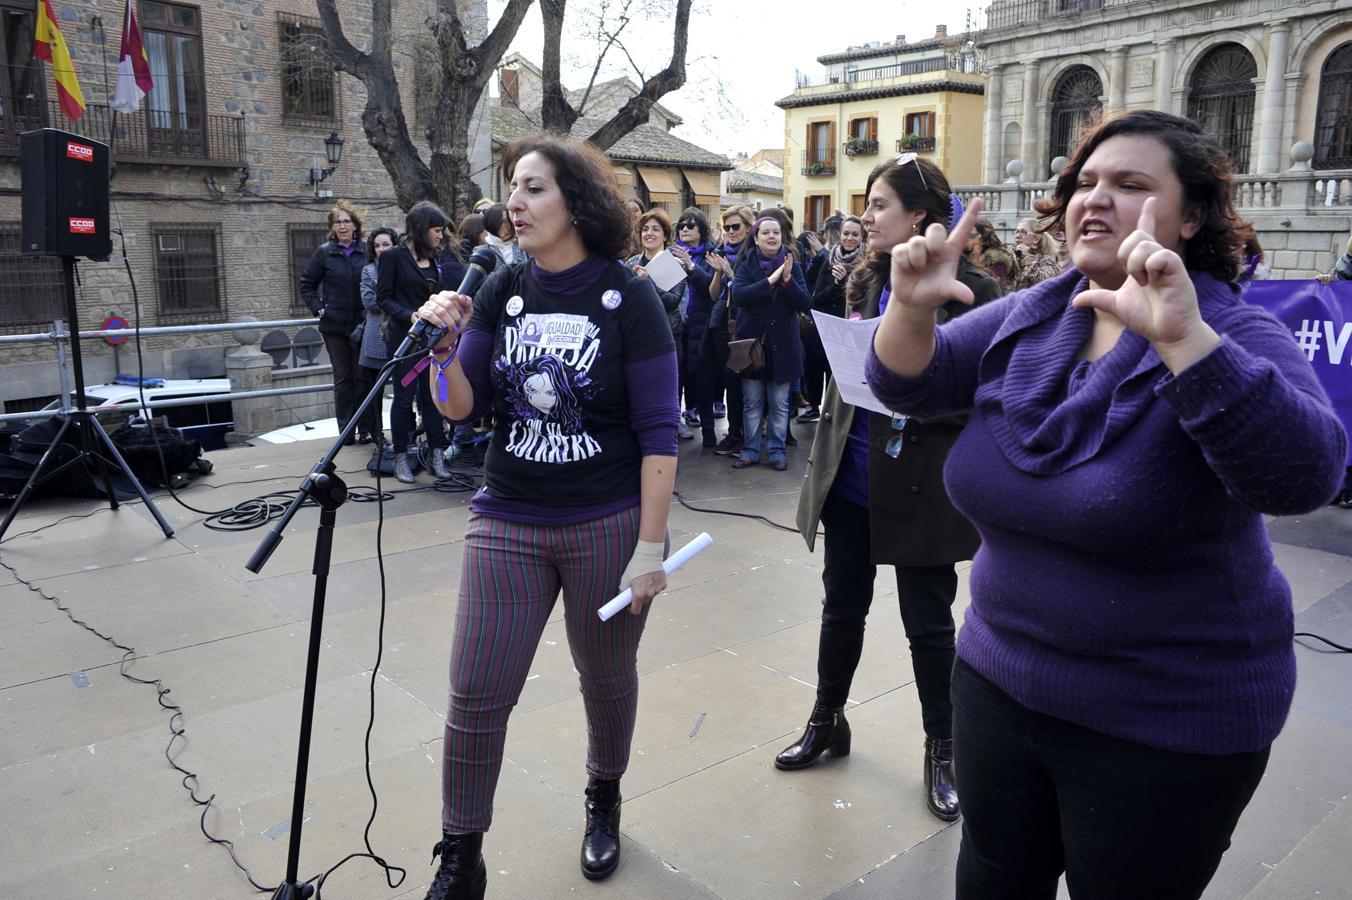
<box><xmin>35</xmin><ymin>0</ymin><xmax>86</xmax><ymax>121</ymax></box>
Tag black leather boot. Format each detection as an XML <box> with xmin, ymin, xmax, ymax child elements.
<box><xmin>394</xmin><ymin>452</ymin><xmax>417</xmax><ymax>484</ymax></box>
<box><xmin>424</xmin><ymin>831</ymin><xmax>486</xmax><ymax>900</ymax></box>
<box><xmin>924</xmin><ymin>737</ymin><xmax>960</xmax><ymax>821</ymax></box>
<box><xmin>774</xmin><ymin>704</ymin><xmax>851</xmax><ymax>770</ymax></box>
<box><xmin>580</xmin><ymin>776</ymin><xmax>621</xmax><ymax>880</ymax></box>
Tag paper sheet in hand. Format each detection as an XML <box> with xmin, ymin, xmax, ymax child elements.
<box><xmin>640</xmin><ymin>250</ymin><xmax>688</xmax><ymax>293</ymax></box>
<box><xmin>810</xmin><ymin>311</ymin><xmax>893</xmax><ymax>416</ymax></box>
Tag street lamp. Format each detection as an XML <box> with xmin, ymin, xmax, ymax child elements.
<box><xmin>309</xmin><ymin>131</ymin><xmax>345</xmax><ymax>193</ymax></box>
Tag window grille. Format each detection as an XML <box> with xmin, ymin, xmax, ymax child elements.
<box><xmin>152</xmin><ymin>223</ymin><xmax>224</xmax><ymax>321</ymax></box>
<box><xmin>1048</xmin><ymin>67</ymin><xmax>1103</xmax><ymax>170</ymax></box>
<box><xmin>1187</xmin><ymin>43</ymin><xmax>1257</xmax><ymax>174</ymax></box>
<box><xmin>1314</xmin><ymin>42</ymin><xmax>1352</xmax><ymax>170</ymax></box>
<box><xmin>279</xmin><ymin>13</ymin><xmax>336</xmax><ymax>123</ymax></box>
<box><xmin>288</xmin><ymin>224</ymin><xmax>329</xmax><ymax>310</ymax></box>
<box><xmin>0</xmin><ymin>223</ymin><xmax>66</xmax><ymax>332</ymax></box>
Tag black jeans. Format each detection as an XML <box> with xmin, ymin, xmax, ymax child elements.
<box><xmin>817</xmin><ymin>492</ymin><xmax>958</xmax><ymax>739</ymax></box>
<box><xmin>352</xmin><ymin>364</ymin><xmax>384</xmax><ymax>439</ymax></box>
<box><xmin>952</xmin><ymin>659</ymin><xmax>1270</xmax><ymax>900</ymax></box>
<box><xmin>322</xmin><ymin>331</ymin><xmax>359</xmax><ymax>432</ymax></box>
<box><xmin>390</xmin><ymin>349</ymin><xmax>447</xmax><ymax>452</ymax></box>
<box><xmin>709</xmin><ymin>330</ymin><xmax>742</xmax><ymax>437</ymax></box>
<box><xmin>802</xmin><ymin>327</ymin><xmax>830</xmax><ymax>407</ymax></box>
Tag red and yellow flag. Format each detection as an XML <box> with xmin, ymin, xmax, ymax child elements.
<box><xmin>35</xmin><ymin>0</ymin><xmax>86</xmax><ymax>121</ymax></box>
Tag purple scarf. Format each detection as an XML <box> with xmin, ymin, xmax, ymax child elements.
<box><xmin>754</xmin><ymin>246</ymin><xmax>788</xmax><ymax>279</ymax></box>
<box><xmin>531</xmin><ymin>255</ymin><xmax>610</xmax><ymax>296</ymax></box>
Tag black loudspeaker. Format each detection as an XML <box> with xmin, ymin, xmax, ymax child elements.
<box><xmin>20</xmin><ymin>128</ymin><xmax>112</xmax><ymax>261</ymax></box>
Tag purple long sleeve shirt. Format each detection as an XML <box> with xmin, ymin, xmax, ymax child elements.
<box><xmin>866</xmin><ymin>268</ymin><xmax>1346</xmax><ymax>755</ymax></box>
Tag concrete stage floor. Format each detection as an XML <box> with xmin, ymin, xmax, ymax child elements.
<box><xmin>2</xmin><ymin>430</ymin><xmax>1351</xmax><ymax>900</ymax></box>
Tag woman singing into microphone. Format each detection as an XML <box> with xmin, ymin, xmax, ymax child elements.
<box><xmin>411</xmin><ymin>134</ymin><xmax>678</xmax><ymax>900</ymax></box>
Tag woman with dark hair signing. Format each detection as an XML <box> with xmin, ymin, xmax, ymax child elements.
<box><xmin>376</xmin><ymin>201</ymin><xmax>465</xmax><ymax>483</ymax></box>
<box><xmin>785</xmin><ymin>156</ymin><xmax>998</xmax><ymax>825</ymax></box>
<box><xmin>299</xmin><ymin>200</ymin><xmax>366</xmax><ymax>443</ymax></box>
<box><xmin>868</xmin><ymin>111</ymin><xmax>1346</xmax><ymax>898</ymax></box>
<box><xmin>411</xmin><ymin>133</ymin><xmax>678</xmax><ymax>899</ymax></box>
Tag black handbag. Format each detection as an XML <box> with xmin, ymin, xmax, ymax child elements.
<box><xmin>727</xmin><ymin>322</ymin><xmax>771</xmax><ymax>376</ymax></box>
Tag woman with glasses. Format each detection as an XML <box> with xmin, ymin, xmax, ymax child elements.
<box><xmin>729</xmin><ymin>213</ymin><xmax>811</xmax><ymax>471</ymax></box>
<box><xmin>707</xmin><ymin>206</ymin><xmax>755</xmax><ymax>453</ymax></box>
<box><xmin>787</xmin><ymin>155</ymin><xmax>999</xmax><ymax>823</ymax></box>
<box><xmin>671</xmin><ymin>209</ymin><xmax>716</xmax><ymax>444</ymax></box>
<box><xmin>299</xmin><ymin>201</ymin><xmax>367</xmax><ymax>443</ymax></box>
<box><xmin>1011</xmin><ymin>218</ymin><xmax>1063</xmax><ymax>291</ymax></box>
<box><xmin>868</xmin><ymin>111</ymin><xmax>1345</xmax><ymax>897</ymax></box>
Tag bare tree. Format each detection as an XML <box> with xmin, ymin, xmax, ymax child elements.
<box><xmin>315</xmin><ymin>0</ymin><xmax>693</xmax><ymax>217</ymax></box>
<box><xmin>539</xmin><ymin>0</ymin><xmax>693</xmax><ymax>150</ymax></box>
<box><xmin>315</xmin><ymin>0</ymin><xmax>532</xmax><ymax>216</ymax></box>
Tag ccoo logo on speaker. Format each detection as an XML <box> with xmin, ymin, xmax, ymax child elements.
<box><xmin>65</xmin><ymin>141</ymin><xmax>93</xmax><ymax>163</ymax></box>
<box><xmin>68</xmin><ymin>217</ymin><xmax>96</xmax><ymax>234</ymax></box>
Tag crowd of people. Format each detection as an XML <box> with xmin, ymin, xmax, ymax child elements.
<box><xmin>293</xmin><ymin>110</ymin><xmax>1350</xmax><ymax>900</ymax></box>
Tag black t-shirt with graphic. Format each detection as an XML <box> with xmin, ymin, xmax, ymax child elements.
<box><xmin>467</xmin><ymin>259</ymin><xmax>674</xmax><ymax>507</ymax></box>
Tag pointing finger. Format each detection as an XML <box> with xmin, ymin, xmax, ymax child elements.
<box><xmin>1136</xmin><ymin>196</ymin><xmax>1157</xmax><ymax>240</ymax></box>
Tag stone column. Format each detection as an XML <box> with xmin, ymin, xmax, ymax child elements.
<box><xmin>1108</xmin><ymin>47</ymin><xmax>1129</xmax><ymax>112</ymax></box>
<box><xmin>1020</xmin><ymin>60</ymin><xmax>1040</xmax><ymax>184</ymax></box>
<box><xmin>985</xmin><ymin>64</ymin><xmax>1005</xmax><ymax>184</ymax></box>
<box><xmin>225</xmin><ymin>318</ymin><xmax>276</xmax><ymax>440</ymax></box>
<box><xmin>1156</xmin><ymin>39</ymin><xmax>1177</xmax><ymax>113</ymax></box>
<box><xmin>1256</xmin><ymin>22</ymin><xmax>1291</xmax><ymax>174</ymax></box>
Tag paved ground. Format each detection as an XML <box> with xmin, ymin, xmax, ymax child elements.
<box><xmin>1</xmin><ymin>425</ymin><xmax>1350</xmax><ymax>900</ymax></box>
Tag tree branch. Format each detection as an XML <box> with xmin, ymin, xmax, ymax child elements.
<box><xmin>539</xmin><ymin>0</ymin><xmax>578</xmax><ymax>133</ymax></box>
<box><xmin>585</xmin><ymin>0</ymin><xmax>691</xmax><ymax>150</ymax></box>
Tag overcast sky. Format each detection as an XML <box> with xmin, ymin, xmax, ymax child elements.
<box><xmin>487</xmin><ymin>0</ymin><xmax>981</xmax><ymax>157</ymax></box>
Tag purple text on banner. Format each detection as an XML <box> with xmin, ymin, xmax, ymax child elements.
<box><xmin>1241</xmin><ymin>280</ymin><xmax>1352</xmax><ymax>465</ymax></box>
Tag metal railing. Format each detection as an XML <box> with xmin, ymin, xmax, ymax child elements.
<box><xmin>802</xmin><ymin>148</ymin><xmax>837</xmax><ymax>176</ymax></box>
<box><xmin>0</xmin><ymin>98</ymin><xmax>246</xmax><ymax>166</ymax></box>
<box><xmin>0</xmin><ymin>318</ymin><xmax>320</xmax><ymax>345</ymax></box>
<box><xmin>795</xmin><ymin>56</ymin><xmax>948</xmax><ymax>89</ymax></box>
<box><xmin>897</xmin><ymin>136</ymin><xmax>938</xmax><ymax>153</ymax></box>
<box><xmin>0</xmin><ymin>382</ymin><xmax>333</xmax><ymax>423</ymax></box>
<box><xmin>983</xmin><ymin>0</ymin><xmax>1127</xmax><ymax>33</ymax></box>
<box><xmin>843</xmin><ymin>139</ymin><xmax>880</xmax><ymax>157</ymax></box>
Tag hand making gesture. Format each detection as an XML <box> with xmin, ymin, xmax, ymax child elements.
<box><xmin>1071</xmin><ymin>197</ymin><xmax>1219</xmax><ymax>372</ymax></box>
<box><xmin>886</xmin><ymin>197</ymin><xmax>983</xmax><ymax>317</ymax></box>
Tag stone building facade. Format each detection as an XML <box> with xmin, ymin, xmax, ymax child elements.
<box><xmin>971</xmin><ymin>0</ymin><xmax>1352</xmax><ymax>276</ymax></box>
<box><xmin>0</xmin><ymin>0</ymin><xmax>490</xmax><ymax>417</ymax></box>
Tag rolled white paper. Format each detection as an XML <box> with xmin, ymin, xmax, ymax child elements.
<box><xmin>597</xmin><ymin>531</ymin><xmax>715</xmax><ymax>621</ymax></box>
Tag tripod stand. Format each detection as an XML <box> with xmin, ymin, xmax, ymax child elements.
<box><xmin>0</xmin><ymin>256</ymin><xmax>174</xmax><ymax>541</ymax></box>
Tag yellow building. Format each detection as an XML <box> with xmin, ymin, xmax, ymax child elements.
<box><xmin>776</xmin><ymin>26</ymin><xmax>987</xmax><ymax>232</ymax></box>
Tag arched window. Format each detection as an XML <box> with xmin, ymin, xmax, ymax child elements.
<box><xmin>1048</xmin><ymin>67</ymin><xmax>1103</xmax><ymax>170</ymax></box>
<box><xmin>1002</xmin><ymin>121</ymin><xmax>1022</xmax><ymax>174</ymax></box>
<box><xmin>1186</xmin><ymin>43</ymin><xmax>1257</xmax><ymax>173</ymax></box>
<box><xmin>1314</xmin><ymin>42</ymin><xmax>1352</xmax><ymax>170</ymax></box>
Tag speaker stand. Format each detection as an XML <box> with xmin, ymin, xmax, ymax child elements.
<box><xmin>0</xmin><ymin>256</ymin><xmax>174</xmax><ymax>541</ymax></box>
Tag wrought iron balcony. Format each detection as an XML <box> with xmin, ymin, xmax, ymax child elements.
<box><xmin>843</xmin><ymin>139</ymin><xmax>879</xmax><ymax>158</ymax></box>
<box><xmin>0</xmin><ymin>98</ymin><xmax>246</xmax><ymax>167</ymax></box>
<box><xmin>897</xmin><ymin>136</ymin><xmax>937</xmax><ymax>153</ymax></box>
<box><xmin>802</xmin><ymin>148</ymin><xmax>837</xmax><ymax>176</ymax></box>
<box><xmin>983</xmin><ymin>0</ymin><xmax>1124</xmax><ymax>34</ymax></box>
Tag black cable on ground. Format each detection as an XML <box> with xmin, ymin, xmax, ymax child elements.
<box><xmin>672</xmin><ymin>489</ymin><xmax>807</xmax><ymax>534</ymax></box>
<box><xmin>1294</xmin><ymin>632</ymin><xmax>1352</xmax><ymax>653</ymax></box>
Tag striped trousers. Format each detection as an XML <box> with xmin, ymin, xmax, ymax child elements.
<box><xmin>442</xmin><ymin>506</ymin><xmax>651</xmax><ymax>833</ymax></box>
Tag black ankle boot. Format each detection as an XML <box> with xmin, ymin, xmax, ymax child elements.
<box><xmin>580</xmin><ymin>776</ymin><xmax>621</xmax><ymax>880</ymax></box>
<box><xmin>424</xmin><ymin>831</ymin><xmax>486</xmax><ymax>900</ymax></box>
<box><xmin>924</xmin><ymin>737</ymin><xmax>960</xmax><ymax>821</ymax></box>
<box><xmin>774</xmin><ymin>704</ymin><xmax>851</xmax><ymax>770</ymax></box>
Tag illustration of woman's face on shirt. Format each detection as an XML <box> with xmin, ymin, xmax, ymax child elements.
<box><xmin>524</xmin><ymin>372</ymin><xmax>557</xmax><ymax>415</ymax></box>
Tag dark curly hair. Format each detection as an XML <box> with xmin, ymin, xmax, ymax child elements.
<box><xmin>500</xmin><ymin>133</ymin><xmax>631</xmax><ymax>259</ymax></box>
<box><xmin>847</xmin><ymin>155</ymin><xmax>953</xmax><ymax>312</ymax></box>
<box><xmin>1033</xmin><ymin>109</ymin><xmax>1255</xmax><ymax>283</ymax></box>
<box><xmin>365</xmin><ymin>226</ymin><xmax>398</xmax><ymax>264</ymax></box>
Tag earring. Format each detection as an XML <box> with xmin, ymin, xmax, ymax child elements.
<box><xmin>912</xmin><ymin>222</ymin><xmax>919</xmax><ymax>235</ymax></box>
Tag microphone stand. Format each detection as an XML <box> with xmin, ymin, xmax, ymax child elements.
<box><xmin>246</xmin><ymin>326</ymin><xmax>438</xmax><ymax>900</ymax></box>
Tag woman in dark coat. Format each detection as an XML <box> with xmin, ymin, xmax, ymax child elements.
<box><xmin>299</xmin><ymin>200</ymin><xmax>367</xmax><ymax>442</ymax></box>
<box><xmin>730</xmin><ymin>214</ymin><xmax>811</xmax><ymax>471</ymax></box>
<box><xmin>800</xmin><ymin>215</ymin><xmax>865</xmax><ymax>422</ymax></box>
<box><xmin>376</xmin><ymin>201</ymin><xmax>466</xmax><ymax>483</ymax></box>
<box><xmin>785</xmin><ymin>155</ymin><xmax>1000</xmax><ymax>823</ymax></box>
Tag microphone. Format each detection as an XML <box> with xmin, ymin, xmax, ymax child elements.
<box><xmin>407</xmin><ymin>244</ymin><xmax>499</xmax><ymax>349</ymax></box>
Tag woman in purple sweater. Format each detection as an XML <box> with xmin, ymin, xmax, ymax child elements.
<box><xmin>868</xmin><ymin>111</ymin><xmax>1347</xmax><ymax>898</ymax></box>
<box><xmin>410</xmin><ymin>134</ymin><xmax>678</xmax><ymax>899</ymax></box>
